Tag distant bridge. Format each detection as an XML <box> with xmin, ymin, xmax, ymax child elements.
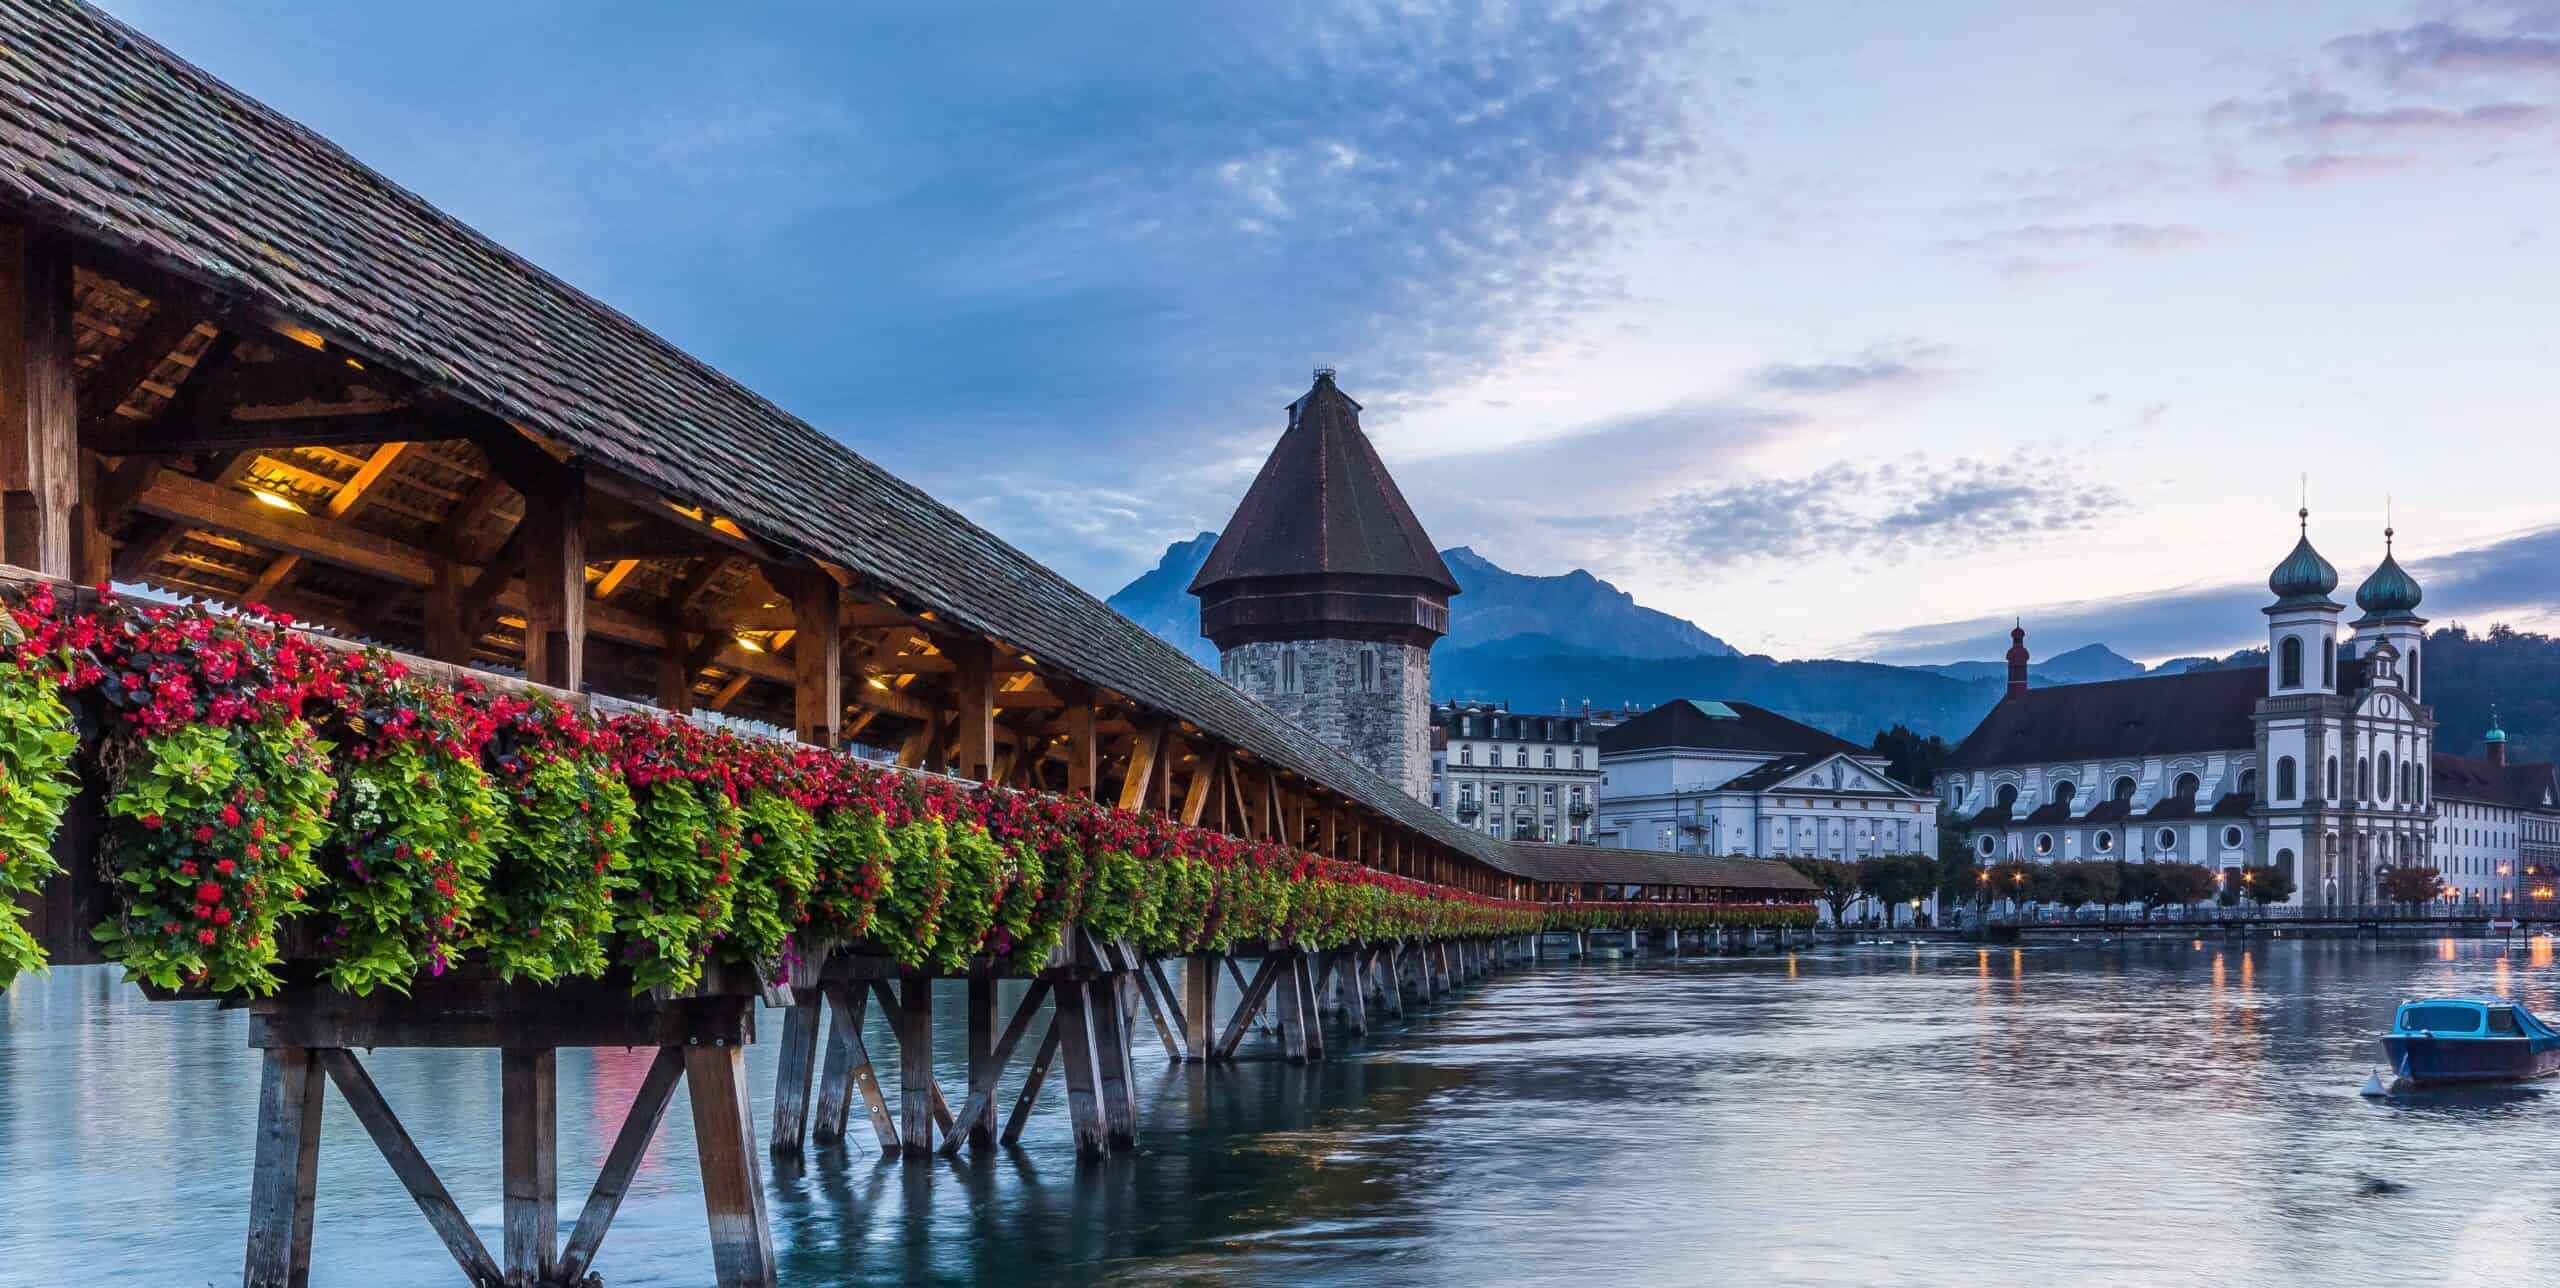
<box><xmin>1975</xmin><ymin>903</ymin><xmax>2556</xmax><ymax>938</ymax></box>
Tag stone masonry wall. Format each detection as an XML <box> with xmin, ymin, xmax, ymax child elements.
<box><xmin>1219</xmin><ymin>637</ymin><xmax>1433</xmax><ymax>803</ymax></box>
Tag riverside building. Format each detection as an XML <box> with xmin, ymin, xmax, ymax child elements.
<box><xmin>1592</xmin><ymin>699</ymin><xmax>1937</xmax><ymax>859</ymax></box>
<box><xmin>1429</xmin><ymin>701</ymin><xmax>1603</xmax><ymax>843</ymax></box>
<box><xmin>1945</xmin><ymin>510</ymin><xmax>2438</xmax><ymax>908</ymax></box>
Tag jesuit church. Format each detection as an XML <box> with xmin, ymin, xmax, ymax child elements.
<box><xmin>1945</xmin><ymin>508</ymin><xmax>2434</xmax><ymax>908</ymax></box>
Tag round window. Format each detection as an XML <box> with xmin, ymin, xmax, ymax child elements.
<box><xmin>1978</xmin><ymin>835</ymin><xmax>1997</xmax><ymax>858</ymax></box>
<box><xmin>2094</xmin><ymin>830</ymin><xmax>2115</xmax><ymax>854</ymax></box>
<box><xmin>2157</xmin><ymin>828</ymin><xmax>2179</xmax><ymax>851</ymax></box>
<box><xmin>2034</xmin><ymin>833</ymin><xmax>2055</xmax><ymax>856</ymax></box>
<box><xmin>2222</xmin><ymin>826</ymin><xmax>2244</xmax><ymax>848</ymax></box>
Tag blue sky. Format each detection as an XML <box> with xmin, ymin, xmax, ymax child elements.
<box><xmin>102</xmin><ymin>0</ymin><xmax>2560</xmax><ymax>664</ymax></box>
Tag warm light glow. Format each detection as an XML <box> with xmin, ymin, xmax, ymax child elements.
<box><xmin>866</xmin><ymin>676</ymin><xmax>890</xmax><ymax>690</ymax></box>
<box><xmin>245</xmin><ymin>484</ymin><xmax>307</xmax><ymax>514</ymax></box>
<box><xmin>732</xmin><ymin>631</ymin><xmax>767</xmax><ymax>653</ymax></box>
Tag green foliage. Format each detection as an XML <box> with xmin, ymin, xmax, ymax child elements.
<box><xmin>1855</xmin><ymin>854</ymin><xmax>1935</xmax><ymax>924</ymax></box>
<box><xmin>729</xmin><ymin>790</ymin><xmax>817</xmax><ymax>981</ymax></box>
<box><xmin>316</xmin><ymin>739</ymin><xmax>503</xmax><ymax>994</ymax></box>
<box><xmin>2378</xmin><ymin>864</ymin><xmax>2445</xmax><ymax>907</ymax></box>
<box><xmin>616</xmin><ymin>778</ymin><xmax>742</xmax><ymax>994</ymax></box>
<box><xmin>1785</xmin><ymin>857</ymin><xmax>1861</xmax><ymax>923</ymax></box>
<box><xmin>869</xmin><ymin>817</ymin><xmax>952</xmax><ymax>968</ymax></box>
<box><xmin>806</xmin><ymin>808</ymin><xmax>890</xmax><ymax>944</ymax></box>
<box><xmin>2243</xmin><ymin>862</ymin><xmax>2296</xmax><ymax>907</ymax></box>
<box><xmin>483</xmin><ymin>740</ymin><xmax>633</xmax><ymax>984</ymax></box>
<box><xmin>0</xmin><ymin>657</ymin><xmax>76</xmax><ymax>987</ymax></box>
<box><xmin>97</xmin><ymin>720</ymin><xmax>333</xmax><ymax>995</ymax></box>
<box><xmin>1869</xmin><ymin>724</ymin><xmax>1954</xmax><ymax>790</ymax></box>
<box><xmin>932</xmin><ymin>824</ymin><xmax>1005</xmax><ymax>973</ymax></box>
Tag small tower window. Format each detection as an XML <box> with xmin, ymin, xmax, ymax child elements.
<box><xmin>2322</xmin><ymin>636</ymin><xmax>2336</xmax><ymax>687</ymax></box>
<box><xmin>2279</xmin><ymin>636</ymin><xmax>2302</xmax><ymax>689</ymax></box>
<box><xmin>1359</xmin><ymin>649</ymin><xmax>1379</xmax><ymax>693</ymax></box>
<box><xmin>2327</xmin><ymin>756</ymin><xmax>2339</xmax><ymax>798</ymax></box>
<box><xmin>1281</xmin><ymin>648</ymin><xmax>1299</xmax><ymax>694</ymax></box>
<box><xmin>2358</xmin><ymin>756</ymin><xmax>2371</xmax><ymax>800</ymax></box>
<box><xmin>2378</xmin><ymin>751</ymin><xmax>2393</xmax><ymax>801</ymax></box>
<box><xmin>2277</xmin><ymin>756</ymin><xmax>2297</xmax><ymax>802</ymax></box>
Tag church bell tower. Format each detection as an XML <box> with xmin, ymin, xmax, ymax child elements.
<box><xmin>1190</xmin><ymin>369</ymin><xmax>1458</xmax><ymax>802</ymax></box>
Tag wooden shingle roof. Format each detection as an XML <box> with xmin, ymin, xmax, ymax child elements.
<box><xmin>0</xmin><ymin>0</ymin><xmax>1498</xmax><ymax>862</ymax></box>
<box><xmin>1491</xmin><ymin>843</ymin><xmax>1816</xmax><ymax>894</ymax></box>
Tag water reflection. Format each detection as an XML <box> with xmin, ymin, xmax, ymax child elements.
<box><xmin>4</xmin><ymin>940</ymin><xmax>2560</xmax><ymax>1285</ymax></box>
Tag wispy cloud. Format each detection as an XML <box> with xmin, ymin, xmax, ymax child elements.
<box><xmin>1849</xmin><ymin>523</ymin><xmax>2560</xmax><ymax>665</ymax></box>
<box><xmin>1750</xmin><ymin>340</ymin><xmax>1949</xmax><ymax>395</ymax></box>
<box><xmin>1638</xmin><ymin>453</ymin><xmax>2125</xmax><ymax>570</ymax></box>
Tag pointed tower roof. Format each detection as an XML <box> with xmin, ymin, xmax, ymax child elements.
<box><xmin>1191</xmin><ymin>369</ymin><xmax>1457</xmax><ymax>649</ymax></box>
<box><xmin>2352</xmin><ymin>524</ymin><xmax>2425</xmax><ymax>625</ymax></box>
<box><xmin>1191</xmin><ymin>370</ymin><xmax>1458</xmax><ymax>594</ymax></box>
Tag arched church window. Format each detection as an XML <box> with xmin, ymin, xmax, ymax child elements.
<box><xmin>2378</xmin><ymin>751</ymin><xmax>2393</xmax><ymax>801</ymax></box>
<box><xmin>2326</xmin><ymin>756</ymin><xmax>2339</xmax><ymax>798</ymax></box>
<box><xmin>2173</xmin><ymin>772</ymin><xmax>2200</xmax><ymax>801</ymax></box>
<box><xmin>2275</xmin><ymin>847</ymin><xmax>2295</xmax><ymax>878</ymax></box>
<box><xmin>2399</xmin><ymin>761</ymin><xmax>2411</xmax><ymax>802</ymax></box>
<box><xmin>2277</xmin><ymin>757</ymin><xmax>2297</xmax><ymax>801</ymax></box>
<box><xmin>2238</xmin><ymin>769</ymin><xmax>2257</xmax><ymax>798</ymax></box>
<box><xmin>2321</xmin><ymin>636</ymin><xmax>2336</xmax><ymax>687</ymax></box>
<box><xmin>2358</xmin><ymin>757</ymin><xmax>2371</xmax><ymax>800</ymax></box>
<box><xmin>2408</xmin><ymin>645</ymin><xmax>2421</xmax><ymax>698</ymax></box>
<box><xmin>2052</xmin><ymin>780</ymin><xmax>2076</xmax><ymax>812</ymax></box>
<box><xmin>1996</xmin><ymin>783</ymin><xmax>2019</xmax><ymax>812</ymax></box>
<box><xmin>2112</xmin><ymin>776</ymin><xmax>2137</xmax><ymax>804</ymax></box>
<box><xmin>2279</xmin><ymin>636</ymin><xmax>2302</xmax><ymax>689</ymax></box>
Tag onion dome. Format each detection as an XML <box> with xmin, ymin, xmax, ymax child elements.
<box><xmin>2266</xmin><ymin>507</ymin><xmax>2339</xmax><ymax>609</ymax></box>
<box><xmin>2487</xmin><ymin>708</ymin><xmax>2506</xmax><ymax>745</ymax></box>
<box><xmin>2352</xmin><ymin>525</ymin><xmax>2425</xmax><ymax>625</ymax></box>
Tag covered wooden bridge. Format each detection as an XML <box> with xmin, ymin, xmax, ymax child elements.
<box><xmin>0</xmin><ymin>4</ymin><xmax>1810</xmax><ymax>1285</ymax></box>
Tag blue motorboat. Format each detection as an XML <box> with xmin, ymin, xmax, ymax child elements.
<box><xmin>2378</xmin><ymin>998</ymin><xmax>2560</xmax><ymax>1086</ymax></box>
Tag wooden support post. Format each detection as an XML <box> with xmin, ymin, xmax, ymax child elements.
<box><xmin>768</xmin><ymin>993</ymin><xmax>822</xmax><ymax>1156</ymax></box>
<box><xmin>243</xmin><ymin>1048</ymin><xmax>325</xmax><ymax>1288</ymax></box>
<box><xmin>965</xmin><ymin>975</ymin><xmax>998</xmax><ymax>1148</ymax></box>
<box><xmin>814</xmin><ymin>980</ymin><xmax>899</xmax><ymax>1153</ymax></box>
<box><xmin>943</xmin><ymin>978</ymin><xmax>1052</xmax><ymax>1156</ymax></box>
<box><xmin>1387</xmin><ymin>943</ymin><xmax>1413</xmax><ymax>1015</ymax></box>
<box><xmin>518</xmin><ymin>465</ymin><xmax>587</xmax><ymax>691</ymax></box>
<box><xmin>1214</xmin><ymin>955</ymin><xmax>1286</xmax><ymax>1060</ymax></box>
<box><xmin>1181</xmin><ymin>955</ymin><xmax>1217</xmax><ymax>1062</ymax></box>
<box><xmin>1130</xmin><ymin>956</ymin><xmax>1184</xmax><ymax>1061</ymax></box>
<box><xmin>788</xmin><ymin>569</ymin><xmax>842</xmax><ymax>747</ymax></box>
<box><xmin>655</xmin><ymin>618</ymin><xmax>695</xmax><ymax>713</ymax></box>
<box><xmin>1090</xmin><ymin>977</ymin><xmax>1138</xmax><ymax>1147</ymax></box>
<box><xmin>501</xmin><ymin>1048</ymin><xmax>558</xmax><ymax>1287</ymax></box>
<box><xmin>0</xmin><ymin>226</ymin><xmax>75</xmax><ymax>578</ymax></box>
<box><xmin>319</xmin><ymin>1049</ymin><xmax>505</xmax><ymax>1286</ymax></box>
<box><xmin>1297</xmin><ymin>952</ymin><xmax>1325</xmax><ymax>1061</ymax></box>
<box><xmin>683</xmin><ymin>1039</ymin><xmax>779</xmax><ymax>1287</ymax></box>
<box><xmin>1054</xmin><ymin>979</ymin><xmax>1110</xmax><ymax>1158</ymax></box>
<box><xmin>1117</xmin><ymin>722</ymin><xmax>1162</xmax><ymax>813</ymax></box>
<box><xmin>558</xmin><ymin>1046</ymin><xmax>684</xmax><ymax>1285</ymax></box>
<box><xmin>947</xmin><ymin>640</ymin><xmax>996</xmax><ymax>782</ymax></box>
<box><xmin>1001</xmin><ymin>1019</ymin><xmax>1062</xmax><ymax>1146</ymax></box>
<box><xmin>1061</xmin><ymin>699</ymin><xmax>1097</xmax><ymax>797</ymax></box>
<box><xmin>899</xmin><ymin>976</ymin><xmax>936</xmax><ymax>1155</ymax></box>
<box><xmin>1274</xmin><ymin>952</ymin><xmax>1309</xmax><ymax>1065</ymax></box>
<box><xmin>1343</xmin><ymin>947</ymin><xmax>1370</xmax><ymax>1037</ymax></box>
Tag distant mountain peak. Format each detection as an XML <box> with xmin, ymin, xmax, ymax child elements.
<box><xmin>1104</xmin><ymin>535</ymin><xmax>1735</xmax><ymax>668</ymax></box>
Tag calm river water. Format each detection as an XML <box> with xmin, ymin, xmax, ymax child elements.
<box><xmin>8</xmin><ymin>937</ymin><xmax>2560</xmax><ymax>1286</ymax></box>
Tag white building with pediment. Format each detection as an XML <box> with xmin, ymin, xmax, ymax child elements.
<box><xmin>1594</xmin><ymin>699</ymin><xmax>1938</xmax><ymax>861</ymax></box>
<box><xmin>1944</xmin><ymin>510</ymin><xmax>2436</xmax><ymax>907</ymax></box>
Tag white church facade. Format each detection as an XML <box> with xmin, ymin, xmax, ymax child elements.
<box><xmin>1944</xmin><ymin>511</ymin><xmax>2436</xmax><ymax>908</ymax></box>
